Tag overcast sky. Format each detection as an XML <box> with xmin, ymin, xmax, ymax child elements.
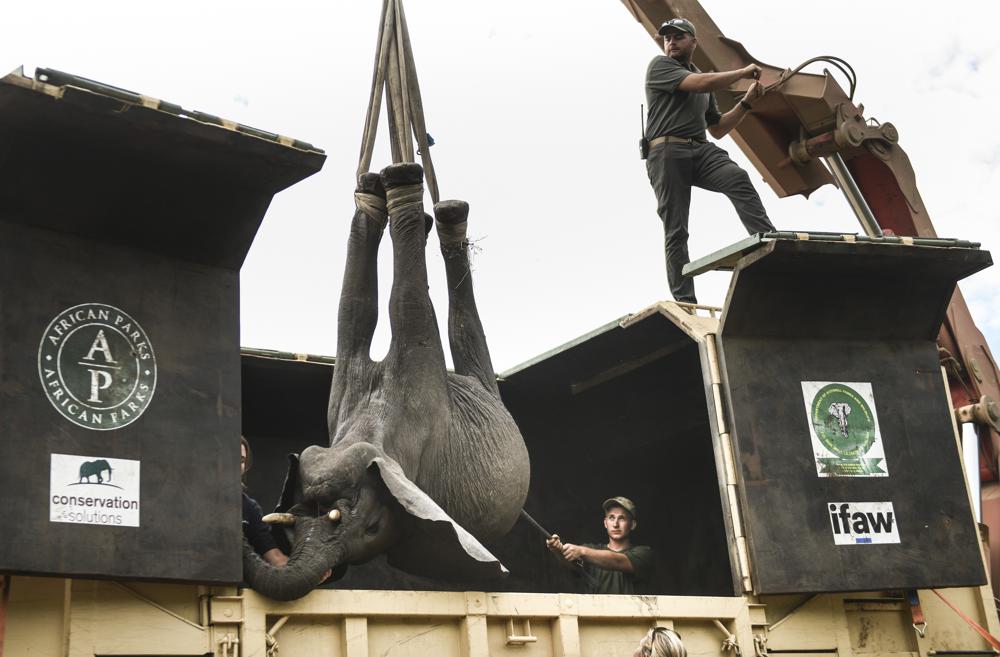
<box><xmin>6</xmin><ymin>1</ymin><xmax>999</xmax><ymax>371</ymax></box>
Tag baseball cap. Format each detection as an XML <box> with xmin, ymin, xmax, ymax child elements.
<box><xmin>602</xmin><ymin>496</ymin><xmax>637</xmax><ymax>520</ymax></box>
<box><xmin>658</xmin><ymin>18</ymin><xmax>696</xmax><ymax>37</ymax></box>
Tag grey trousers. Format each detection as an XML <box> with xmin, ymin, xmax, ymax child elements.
<box><xmin>645</xmin><ymin>141</ymin><xmax>774</xmax><ymax>304</ymax></box>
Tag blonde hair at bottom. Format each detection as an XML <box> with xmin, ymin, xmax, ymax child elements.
<box><xmin>648</xmin><ymin>627</ymin><xmax>686</xmax><ymax>657</ymax></box>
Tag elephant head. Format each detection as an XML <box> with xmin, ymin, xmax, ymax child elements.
<box><xmin>243</xmin><ymin>441</ymin><xmax>510</xmax><ymax>601</ymax></box>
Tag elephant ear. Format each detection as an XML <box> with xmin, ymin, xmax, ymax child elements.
<box><xmin>275</xmin><ymin>453</ymin><xmax>302</xmax><ymax>513</ymax></box>
<box><xmin>370</xmin><ymin>455</ymin><xmax>508</xmax><ymax>581</ymax></box>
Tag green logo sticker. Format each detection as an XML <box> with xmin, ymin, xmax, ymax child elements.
<box><xmin>801</xmin><ymin>381</ymin><xmax>887</xmax><ymax>477</ymax></box>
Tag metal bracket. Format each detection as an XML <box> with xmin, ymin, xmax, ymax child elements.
<box><xmin>787</xmin><ymin>105</ymin><xmax>898</xmax><ymax>166</ymax></box>
<box><xmin>506</xmin><ymin>618</ymin><xmax>538</xmax><ymax>646</ymax></box>
<box><xmin>956</xmin><ymin>396</ymin><xmax>1000</xmax><ymax>432</ymax></box>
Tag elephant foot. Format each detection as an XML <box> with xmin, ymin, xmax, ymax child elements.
<box><xmin>380</xmin><ymin>162</ymin><xmax>423</xmax><ymax>189</ymax></box>
<box><xmin>433</xmin><ymin>200</ymin><xmax>469</xmax><ymax>247</ymax></box>
<box><xmin>356</xmin><ymin>172</ymin><xmax>385</xmax><ymax>196</ymax></box>
<box><xmin>380</xmin><ymin>163</ymin><xmax>426</xmax><ymax>222</ymax></box>
<box><xmin>355</xmin><ymin>172</ymin><xmax>387</xmax><ymax>224</ymax></box>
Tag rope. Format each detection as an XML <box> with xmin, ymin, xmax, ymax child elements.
<box><xmin>355</xmin><ymin>0</ymin><xmax>442</xmax><ymax>204</ymax></box>
<box><xmin>394</xmin><ymin>0</ymin><xmax>439</xmax><ymax>204</ymax></box>
<box><xmin>386</xmin><ymin>184</ymin><xmax>423</xmax><ymax>215</ymax></box>
<box><xmin>354</xmin><ymin>192</ymin><xmax>388</xmax><ymax>224</ymax></box>
<box><xmin>931</xmin><ymin>588</ymin><xmax>1000</xmax><ymax>651</ymax></box>
<box><xmin>357</xmin><ymin>0</ymin><xmax>395</xmax><ymax>178</ymax></box>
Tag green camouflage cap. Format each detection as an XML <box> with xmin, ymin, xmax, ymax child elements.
<box><xmin>602</xmin><ymin>496</ymin><xmax>637</xmax><ymax>520</ymax></box>
<box><xmin>658</xmin><ymin>18</ymin><xmax>696</xmax><ymax>37</ymax></box>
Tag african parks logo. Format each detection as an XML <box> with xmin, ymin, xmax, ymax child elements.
<box><xmin>38</xmin><ymin>303</ymin><xmax>157</xmax><ymax>431</ymax></box>
<box><xmin>801</xmin><ymin>381</ymin><xmax>888</xmax><ymax>477</ymax></box>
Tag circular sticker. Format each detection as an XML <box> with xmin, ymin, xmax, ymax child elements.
<box><xmin>810</xmin><ymin>383</ymin><xmax>875</xmax><ymax>458</ymax></box>
<box><xmin>37</xmin><ymin>303</ymin><xmax>157</xmax><ymax>431</ymax></box>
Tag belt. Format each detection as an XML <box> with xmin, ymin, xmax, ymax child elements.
<box><xmin>649</xmin><ymin>135</ymin><xmax>706</xmax><ymax>147</ymax></box>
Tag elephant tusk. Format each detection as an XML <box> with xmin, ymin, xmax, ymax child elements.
<box><xmin>328</xmin><ymin>509</ymin><xmax>341</xmax><ymax>523</ymax></box>
<box><xmin>262</xmin><ymin>513</ymin><xmax>296</xmax><ymax>526</ymax></box>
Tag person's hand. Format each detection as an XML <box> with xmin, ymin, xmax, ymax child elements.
<box><xmin>744</xmin><ymin>81</ymin><xmax>763</xmax><ymax>102</ymax></box>
<box><xmin>546</xmin><ymin>534</ymin><xmax>565</xmax><ymax>553</ymax></box>
<box><xmin>742</xmin><ymin>64</ymin><xmax>762</xmax><ymax>80</ymax></box>
<box><xmin>561</xmin><ymin>543</ymin><xmax>588</xmax><ymax>562</ymax></box>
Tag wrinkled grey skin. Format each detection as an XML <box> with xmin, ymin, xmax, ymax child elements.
<box><xmin>243</xmin><ymin>163</ymin><xmax>530</xmax><ymax>600</ymax></box>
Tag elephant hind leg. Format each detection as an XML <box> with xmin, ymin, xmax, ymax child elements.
<box><xmin>434</xmin><ymin>200</ymin><xmax>499</xmax><ymax>397</ymax></box>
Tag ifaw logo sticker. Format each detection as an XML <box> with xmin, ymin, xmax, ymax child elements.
<box><xmin>37</xmin><ymin>303</ymin><xmax>157</xmax><ymax>430</ymax></box>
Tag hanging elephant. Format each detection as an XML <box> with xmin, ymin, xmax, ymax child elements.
<box><xmin>242</xmin><ymin>163</ymin><xmax>530</xmax><ymax>601</ymax></box>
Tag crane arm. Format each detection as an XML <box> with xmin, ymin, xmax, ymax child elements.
<box><xmin>622</xmin><ymin>0</ymin><xmax>1000</xmax><ymax>479</ymax></box>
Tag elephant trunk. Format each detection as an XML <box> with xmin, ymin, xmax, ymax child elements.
<box><xmin>242</xmin><ymin>519</ymin><xmax>345</xmax><ymax>602</ymax></box>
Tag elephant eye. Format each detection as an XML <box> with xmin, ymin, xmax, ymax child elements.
<box><xmin>365</xmin><ymin>520</ymin><xmax>380</xmax><ymax>535</ymax></box>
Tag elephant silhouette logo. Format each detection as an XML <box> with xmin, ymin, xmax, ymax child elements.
<box><xmin>69</xmin><ymin>458</ymin><xmax>122</xmax><ymax>490</ymax></box>
<box><xmin>37</xmin><ymin>303</ymin><xmax>157</xmax><ymax>431</ymax></box>
<box><xmin>826</xmin><ymin>402</ymin><xmax>852</xmax><ymax>439</ymax></box>
<box><xmin>78</xmin><ymin>459</ymin><xmax>113</xmax><ymax>484</ymax></box>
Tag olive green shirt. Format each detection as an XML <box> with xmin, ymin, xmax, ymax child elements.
<box><xmin>644</xmin><ymin>55</ymin><xmax>721</xmax><ymax>140</ymax></box>
<box><xmin>581</xmin><ymin>543</ymin><xmax>655</xmax><ymax>595</ymax></box>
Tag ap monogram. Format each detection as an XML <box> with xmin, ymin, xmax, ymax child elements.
<box><xmin>38</xmin><ymin>303</ymin><xmax>157</xmax><ymax>431</ymax></box>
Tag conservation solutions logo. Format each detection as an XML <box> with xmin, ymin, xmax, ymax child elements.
<box><xmin>801</xmin><ymin>381</ymin><xmax>888</xmax><ymax>477</ymax></box>
<box><xmin>50</xmin><ymin>454</ymin><xmax>141</xmax><ymax>527</ymax></box>
<box><xmin>37</xmin><ymin>303</ymin><xmax>157</xmax><ymax>430</ymax></box>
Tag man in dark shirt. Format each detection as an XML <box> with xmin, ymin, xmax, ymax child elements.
<box><xmin>546</xmin><ymin>497</ymin><xmax>654</xmax><ymax>594</ymax></box>
<box><xmin>645</xmin><ymin>18</ymin><xmax>776</xmax><ymax>304</ymax></box>
<box><xmin>241</xmin><ymin>437</ymin><xmax>288</xmax><ymax>567</ymax></box>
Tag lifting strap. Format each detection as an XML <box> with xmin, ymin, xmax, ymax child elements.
<box><xmin>906</xmin><ymin>589</ymin><xmax>927</xmax><ymax>637</ymax></box>
<box><xmin>357</xmin><ymin>0</ymin><xmax>440</xmax><ymax>205</ymax></box>
<box><xmin>930</xmin><ymin>588</ymin><xmax>1000</xmax><ymax>651</ymax></box>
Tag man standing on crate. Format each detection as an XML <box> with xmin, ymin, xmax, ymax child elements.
<box><xmin>644</xmin><ymin>18</ymin><xmax>775</xmax><ymax>304</ymax></box>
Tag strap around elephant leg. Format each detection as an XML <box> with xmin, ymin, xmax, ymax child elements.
<box><xmin>434</xmin><ymin>200</ymin><xmax>469</xmax><ymax>247</ymax></box>
<box><xmin>436</xmin><ymin>221</ymin><xmax>468</xmax><ymax>247</ymax></box>
<box><xmin>354</xmin><ymin>192</ymin><xmax>388</xmax><ymax>225</ymax></box>
<box><xmin>386</xmin><ymin>184</ymin><xmax>424</xmax><ymax>215</ymax></box>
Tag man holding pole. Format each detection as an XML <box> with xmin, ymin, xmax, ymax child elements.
<box><xmin>545</xmin><ymin>497</ymin><xmax>654</xmax><ymax>595</ymax></box>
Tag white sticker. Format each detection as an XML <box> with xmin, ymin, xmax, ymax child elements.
<box><xmin>50</xmin><ymin>454</ymin><xmax>141</xmax><ymax>527</ymax></box>
<box><xmin>801</xmin><ymin>381</ymin><xmax>888</xmax><ymax>477</ymax></box>
<box><xmin>828</xmin><ymin>502</ymin><xmax>899</xmax><ymax>545</ymax></box>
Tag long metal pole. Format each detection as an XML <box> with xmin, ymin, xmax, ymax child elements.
<box><xmin>825</xmin><ymin>153</ymin><xmax>883</xmax><ymax>237</ymax></box>
<box><xmin>519</xmin><ymin>510</ymin><xmax>599</xmax><ymax>587</ymax></box>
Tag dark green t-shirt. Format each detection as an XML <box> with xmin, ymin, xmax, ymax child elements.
<box><xmin>644</xmin><ymin>55</ymin><xmax>721</xmax><ymax>140</ymax></box>
<box><xmin>581</xmin><ymin>543</ymin><xmax>655</xmax><ymax>595</ymax></box>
